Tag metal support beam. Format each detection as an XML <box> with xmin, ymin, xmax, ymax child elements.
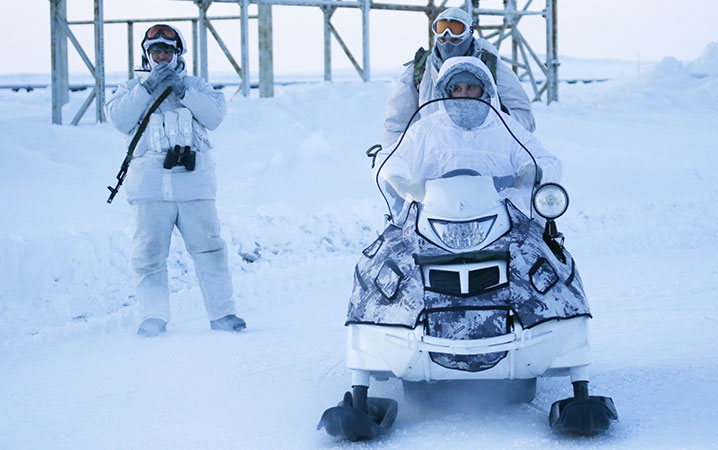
<box><xmin>239</xmin><ymin>0</ymin><xmax>250</xmax><ymax>96</ymax></box>
<box><xmin>50</xmin><ymin>0</ymin><xmax>62</xmax><ymax>124</ymax></box>
<box><xmin>361</xmin><ymin>0</ymin><xmax>370</xmax><ymax>81</ymax></box>
<box><xmin>508</xmin><ymin>0</ymin><xmax>518</xmax><ymax>74</ymax></box>
<box><xmin>127</xmin><ymin>22</ymin><xmax>134</xmax><ymax>79</ymax></box>
<box><xmin>204</xmin><ymin>17</ymin><xmax>244</xmax><ymax>78</ymax></box>
<box><xmin>59</xmin><ymin>21</ymin><xmax>97</xmax><ymax>75</ymax></box>
<box><xmin>322</xmin><ymin>6</ymin><xmax>335</xmax><ymax>81</ymax></box>
<box><xmin>93</xmin><ymin>0</ymin><xmax>105</xmax><ymax>122</ymax></box>
<box><xmin>258</xmin><ymin>4</ymin><xmax>274</xmax><ymax>97</ymax></box>
<box><xmin>59</xmin><ymin>0</ymin><xmax>69</xmax><ymax>105</ymax></box>
<box><xmin>71</xmin><ymin>88</ymin><xmax>97</xmax><ymax>126</ymax></box>
<box><xmin>516</xmin><ymin>32</ymin><xmax>539</xmax><ymax>100</ymax></box>
<box><xmin>198</xmin><ymin>1</ymin><xmax>209</xmax><ymax>81</ymax></box>
<box><xmin>328</xmin><ymin>23</ymin><xmax>363</xmax><ymax>78</ymax></box>
<box><xmin>192</xmin><ymin>19</ymin><xmax>199</xmax><ymax>76</ymax></box>
<box><xmin>546</xmin><ymin>0</ymin><xmax>558</xmax><ymax>103</ymax></box>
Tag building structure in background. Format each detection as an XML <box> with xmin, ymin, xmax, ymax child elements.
<box><xmin>48</xmin><ymin>0</ymin><xmax>557</xmax><ymax>125</ymax></box>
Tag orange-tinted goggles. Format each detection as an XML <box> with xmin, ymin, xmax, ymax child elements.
<box><xmin>146</xmin><ymin>24</ymin><xmax>177</xmax><ymax>40</ymax></box>
<box><xmin>432</xmin><ymin>19</ymin><xmax>468</xmax><ymax>39</ymax></box>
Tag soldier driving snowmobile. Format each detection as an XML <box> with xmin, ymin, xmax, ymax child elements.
<box><xmin>317</xmin><ymin>56</ymin><xmax>617</xmax><ymax>441</ymax></box>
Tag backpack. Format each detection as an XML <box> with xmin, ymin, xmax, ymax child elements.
<box><xmin>412</xmin><ymin>47</ymin><xmax>498</xmax><ymax>90</ymax></box>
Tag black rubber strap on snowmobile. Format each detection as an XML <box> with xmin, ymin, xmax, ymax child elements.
<box><xmin>107</xmin><ymin>86</ymin><xmax>173</xmax><ymax>204</ymax></box>
<box><xmin>413</xmin><ymin>250</ymin><xmax>509</xmax><ymax>266</ymax></box>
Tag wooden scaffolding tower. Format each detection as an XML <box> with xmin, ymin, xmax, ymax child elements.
<box><xmin>49</xmin><ymin>0</ymin><xmax>558</xmax><ymax>125</ymax></box>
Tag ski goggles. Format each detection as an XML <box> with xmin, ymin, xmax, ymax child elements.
<box><xmin>432</xmin><ymin>19</ymin><xmax>470</xmax><ymax>39</ymax></box>
<box><xmin>145</xmin><ymin>24</ymin><xmax>177</xmax><ymax>40</ymax></box>
<box><xmin>147</xmin><ymin>42</ymin><xmax>179</xmax><ymax>55</ymax></box>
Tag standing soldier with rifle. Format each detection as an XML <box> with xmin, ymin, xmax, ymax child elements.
<box><xmin>105</xmin><ymin>24</ymin><xmax>246</xmax><ymax>337</ymax></box>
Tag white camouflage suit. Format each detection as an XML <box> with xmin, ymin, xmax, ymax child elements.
<box><xmin>382</xmin><ymin>37</ymin><xmax>536</xmax><ymax>152</ymax></box>
<box><xmin>105</xmin><ymin>35</ymin><xmax>235</xmax><ymax>324</ymax></box>
<box><xmin>375</xmin><ymin>57</ymin><xmax>560</xmax><ymax>218</ymax></box>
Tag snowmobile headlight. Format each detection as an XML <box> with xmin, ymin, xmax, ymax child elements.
<box><xmin>428</xmin><ymin>216</ymin><xmax>496</xmax><ymax>250</ymax></box>
<box><xmin>533</xmin><ymin>183</ymin><xmax>569</xmax><ymax>219</ymax></box>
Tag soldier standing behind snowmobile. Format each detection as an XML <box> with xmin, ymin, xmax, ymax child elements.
<box><xmin>381</xmin><ymin>7</ymin><xmax>536</xmax><ymax>152</ymax></box>
<box><xmin>105</xmin><ymin>24</ymin><xmax>246</xmax><ymax>337</ymax></box>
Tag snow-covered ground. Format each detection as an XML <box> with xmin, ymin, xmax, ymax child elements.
<box><xmin>1</xmin><ymin>45</ymin><xmax>718</xmax><ymax>449</ymax></box>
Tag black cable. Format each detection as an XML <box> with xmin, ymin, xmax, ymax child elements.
<box><xmin>375</xmin><ymin>97</ymin><xmax>539</xmax><ymax>220</ymax></box>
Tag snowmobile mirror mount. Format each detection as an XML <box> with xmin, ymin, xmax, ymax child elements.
<box><xmin>543</xmin><ymin>220</ymin><xmax>567</xmax><ymax>264</ymax></box>
<box><xmin>366</xmin><ymin>144</ymin><xmax>382</xmax><ymax>168</ymax></box>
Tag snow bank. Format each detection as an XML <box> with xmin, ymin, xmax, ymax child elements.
<box><xmin>595</xmin><ymin>43</ymin><xmax>718</xmax><ymax>112</ymax></box>
<box><xmin>0</xmin><ymin>81</ymin><xmax>389</xmax><ymax>342</ymax></box>
<box><xmin>689</xmin><ymin>41</ymin><xmax>718</xmax><ymax>77</ymax></box>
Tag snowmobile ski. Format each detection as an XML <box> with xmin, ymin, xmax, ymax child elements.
<box><xmin>317</xmin><ymin>387</ymin><xmax>398</xmax><ymax>441</ymax></box>
<box><xmin>549</xmin><ymin>381</ymin><xmax>618</xmax><ymax>435</ymax></box>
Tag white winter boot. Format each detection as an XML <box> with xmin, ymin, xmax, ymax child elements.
<box><xmin>137</xmin><ymin>318</ymin><xmax>167</xmax><ymax>337</ymax></box>
<box><xmin>209</xmin><ymin>314</ymin><xmax>246</xmax><ymax>332</ymax></box>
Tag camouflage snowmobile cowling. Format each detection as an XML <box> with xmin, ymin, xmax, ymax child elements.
<box><xmin>347</xmin><ymin>200</ymin><xmax>591</xmax><ymax>368</ymax></box>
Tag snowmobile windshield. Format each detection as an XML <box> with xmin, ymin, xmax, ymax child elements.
<box><xmin>375</xmin><ymin>57</ymin><xmax>539</xmax><ymax>223</ymax></box>
<box><xmin>375</xmin><ymin>99</ymin><xmax>537</xmax><ymax>223</ymax></box>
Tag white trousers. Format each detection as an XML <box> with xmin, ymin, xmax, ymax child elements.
<box><xmin>132</xmin><ymin>200</ymin><xmax>235</xmax><ymax>322</ymax></box>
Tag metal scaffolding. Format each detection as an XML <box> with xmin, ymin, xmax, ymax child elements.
<box><xmin>49</xmin><ymin>0</ymin><xmax>558</xmax><ymax>125</ymax></box>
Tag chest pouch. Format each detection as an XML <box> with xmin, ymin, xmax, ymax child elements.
<box><xmin>148</xmin><ymin>113</ymin><xmax>169</xmax><ymax>152</ymax></box>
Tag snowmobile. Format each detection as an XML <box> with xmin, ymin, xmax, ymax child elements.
<box><xmin>317</xmin><ymin>101</ymin><xmax>617</xmax><ymax>440</ymax></box>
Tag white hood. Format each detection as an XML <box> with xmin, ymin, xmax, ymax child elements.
<box><xmin>141</xmin><ymin>24</ymin><xmax>188</xmax><ymax>71</ymax></box>
<box><xmin>434</xmin><ymin>56</ymin><xmax>502</xmax><ymax>130</ymax></box>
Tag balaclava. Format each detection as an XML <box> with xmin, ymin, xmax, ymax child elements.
<box><xmin>141</xmin><ymin>24</ymin><xmax>187</xmax><ymax>71</ymax></box>
<box><xmin>436</xmin><ymin>59</ymin><xmax>495</xmax><ymax>130</ymax></box>
<box><xmin>434</xmin><ymin>8</ymin><xmax>474</xmax><ymax>61</ymax></box>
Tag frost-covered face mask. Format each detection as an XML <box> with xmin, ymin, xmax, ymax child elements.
<box><xmin>443</xmin><ymin>71</ymin><xmax>492</xmax><ymax>129</ymax></box>
<box><xmin>437</xmin><ymin>37</ymin><xmax>473</xmax><ymax>61</ymax></box>
<box><xmin>149</xmin><ymin>52</ymin><xmax>178</xmax><ymax>70</ymax></box>
<box><xmin>444</xmin><ymin>97</ymin><xmax>490</xmax><ymax>129</ymax></box>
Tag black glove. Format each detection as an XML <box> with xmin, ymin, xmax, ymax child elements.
<box><xmin>142</xmin><ymin>62</ymin><xmax>173</xmax><ymax>95</ymax></box>
<box><xmin>167</xmin><ymin>70</ymin><xmax>186</xmax><ymax>98</ymax></box>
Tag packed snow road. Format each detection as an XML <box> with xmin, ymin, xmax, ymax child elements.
<box><xmin>1</xmin><ymin>53</ymin><xmax>718</xmax><ymax>448</ymax></box>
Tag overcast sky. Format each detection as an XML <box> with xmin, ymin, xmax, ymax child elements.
<box><xmin>2</xmin><ymin>0</ymin><xmax>716</xmax><ymax>77</ymax></box>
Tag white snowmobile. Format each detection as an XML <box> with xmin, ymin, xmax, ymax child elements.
<box><xmin>317</xmin><ymin>100</ymin><xmax>617</xmax><ymax>441</ymax></box>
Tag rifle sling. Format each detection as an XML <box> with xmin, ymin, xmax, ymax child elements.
<box><xmin>107</xmin><ymin>86</ymin><xmax>173</xmax><ymax>203</ymax></box>
<box><xmin>126</xmin><ymin>87</ymin><xmax>173</xmax><ymax>164</ymax></box>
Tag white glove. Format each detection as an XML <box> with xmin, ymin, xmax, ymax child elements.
<box><xmin>386</xmin><ymin>175</ymin><xmax>426</xmax><ymax>202</ymax></box>
<box><xmin>515</xmin><ymin>163</ymin><xmax>543</xmax><ymax>188</ymax></box>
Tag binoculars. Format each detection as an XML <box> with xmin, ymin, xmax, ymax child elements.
<box><xmin>163</xmin><ymin>145</ymin><xmax>196</xmax><ymax>171</ymax></box>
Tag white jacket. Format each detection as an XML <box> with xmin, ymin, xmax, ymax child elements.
<box><xmin>105</xmin><ymin>70</ymin><xmax>226</xmax><ymax>203</ymax></box>
<box><xmin>375</xmin><ymin>57</ymin><xmax>560</xmax><ymax>216</ymax></box>
<box><xmin>381</xmin><ymin>38</ymin><xmax>536</xmax><ymax>151</ymax></box>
